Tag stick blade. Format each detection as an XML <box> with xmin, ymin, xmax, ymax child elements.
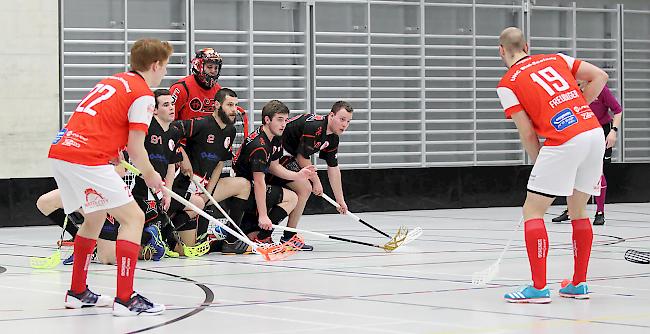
<box><xmin>383</xmin><ymin>226</ymin><xmax>409</xmax><ymax>252</ymax></box>
<box><xmin>255</xmin><ymin>234</ymin><xmax>305</xmax><ymax>261</ymax></box>
<box><xmin>402</xmin><ymin>227</ymin><xmax>423</xmax><ymax>246</ymax></box>
<box><xmin>625</xmin><ymin>249</ymin><xmax>650</xmax><ymax>264</ymax></box>
<box><xmin>30</xmin><ymin>250</ymin><xmax>62</xmax><ymax>269</ymax></box>
<box><xmin>472</xmin><ymin>261</ymin><xmax>500</xmax><ymax>286</ymax></box>
<box><xmin>183</xmin><ymin>241</ymin><xmax>211</xmax><ymax>258</ymax></box>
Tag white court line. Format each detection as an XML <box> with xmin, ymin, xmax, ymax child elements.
<box><xmin>203</xmin><ymin>307</ymin><xmax>471</xmax><ymax>334</ymax></box>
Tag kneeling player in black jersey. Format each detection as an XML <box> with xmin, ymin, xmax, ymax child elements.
<box><xmin>267</xmin><ymin>101</ymin><xmax>353</xmax><ymax>250</ymax></box>
<box><xmin>167</xmin><ymin>88</ymin><xmax>251</xmax><ymax>255</ymax></box>
<box><xmin>233</xmin><ymin>100</ymin><xmax>316</xmax><ymax>247</ymax></box>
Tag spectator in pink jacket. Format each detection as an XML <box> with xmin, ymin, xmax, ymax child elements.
<box><xmin>553</xmin><ymin>83</ymin><xmax>622</xmax><ymax>225</ymax></box>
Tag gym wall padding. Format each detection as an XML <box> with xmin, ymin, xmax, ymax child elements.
<box><xmin>1</xmin><ymin>163</ymin><xmax>648</xmax><ymax>227</ymax></box>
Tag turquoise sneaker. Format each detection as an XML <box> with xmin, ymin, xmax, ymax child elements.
<box><xmin>559</xmin><ymin>282</ymin><xmax>589</xmax><ymax>299</ymax></box>
<box><xmin>504</xmin><ymin>285</ymin><xmax>551</xmax><ymax>304</ymax></box>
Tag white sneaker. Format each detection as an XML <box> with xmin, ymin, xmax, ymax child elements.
<box><xmin>65</xmin><ymin>287</ymin><xmax>113</xmax><ymax>308</ymax></box>
<box><xmin>112</xmin><ymin>292</ymin><xmax>165</xmax><ymax>316</ymax></box>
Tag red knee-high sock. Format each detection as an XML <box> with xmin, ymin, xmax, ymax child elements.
<box><xmin>524</xmin><ymin>218</ymin><xmax>548</xmax><ymax>289</ymax></box>
<box><xmin>116</xmin><ymin>239</ymin><xmax>140</xmax><ymax>302</ymax></box>
<box><xmin>71</xmin><ymin>235</ymin><xmax>97</xmax><ymax>294</ymax></box>
<box><xmin>571</xmin><ymin>218</ymin><xmax>593</xmax><ymax>285</ymax></box>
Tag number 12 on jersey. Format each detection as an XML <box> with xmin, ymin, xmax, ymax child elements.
<box><xmin>530</xmin><ymin>67</ymin><xmax>570</xmax><ymax>96</ymax></box>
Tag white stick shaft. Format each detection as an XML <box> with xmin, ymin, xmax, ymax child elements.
<box><xmin>270</xmin><ymin>224</ymin><xmax>328</xmax><ymax>239</ymax></box>
<box><xmin>321</xmin><ymin>193</ymin><xmax>362</xmax><ymax>221</ymax></box>
<box><xmin>496</xmin><ymin>217</ymin><xmax>524</xmax><ymax>260</ymax></box>
<box><xmin>162</xmin><ymin>186</ymin><xmax>257</xmax><ymax>250</ymax></box>
<box><xmin>190</xmin><ymin>176</ymin><xmax>248</xmax><ymax>239</ymax></box>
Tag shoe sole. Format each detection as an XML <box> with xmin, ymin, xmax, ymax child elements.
<box><xmin>504</xmin><ymin>297</ymin><xmax>551</xmax><ymax>304</ymax></box>
<box><xmin>65</xmin><ymin>296</ymin><xmax>113</xmax><ymax>309</ymax></box>
<box><xmin>559</xmin><ymin>293</ymin><xmax>590</xmax><ymax>299</ymax></box>
<box><xmin>112</xmin><ymin>305</ymin><xmax>166</xmax><ymax>317</ymax></box>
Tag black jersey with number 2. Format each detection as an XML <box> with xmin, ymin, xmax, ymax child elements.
<box><xmin>171</xmin><ymin>115</ymin><xmax>236</xmax><ymax>179</ymax></box>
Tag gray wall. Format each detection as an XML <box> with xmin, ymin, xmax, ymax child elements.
<box><xmin>0</xmin><ymin>0</ymin><xmax>59</xmax><ymax>178</ymax></box>
<box><xmin>3</xmin><ymin>0</ymin><xmax>650</xmax><ymax>178</ymax></box>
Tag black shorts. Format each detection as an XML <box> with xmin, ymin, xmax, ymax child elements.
<box><xmin>602</xmin><ymin>122</ymin><xmax>612</xmax><ymax>163</ymax></box>
<box><xmin>241</xmin><ymin>184</ymin><xmax>285</xmax><ymax>235</ymax></box>
<box><xmin>99</xmin><ymin>216</ymin><xmax>120</xmax><ymax>241</ymax></box>
<box><xmin>134</xmin><ymin>196</ymin><xmax>162</xmax><ymax>224</ymax></box>
<box><xmin>99</xmin><ymin>196</ymin><xmax>163</xmax><ymax>242</ymax></box>
<box><xmin>266</xmin><ymin>156</ymin><xmax>301</xmax><ymax>186</ymax></box>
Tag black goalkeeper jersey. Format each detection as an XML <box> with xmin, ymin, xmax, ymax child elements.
<box><xmin>282</xmin><ymin>114</ymin><xmax>340</xmax><ymax>167</ymax></box>
<box><xmin>233</xmin><ymin>126</ymin><xmax>283</xmax><ymax>181</ymax></box>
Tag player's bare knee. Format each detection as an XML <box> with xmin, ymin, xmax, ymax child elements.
<box><xmin>237</xmin><ymin>177</ymin><xmax>251</xmax><ymax>198</ymax></box>
<box><xmin>189</xmin><ymin>194</ymin><xmax>205</xmax><ymax>209</ymax></box>
<box><xmin>293</xmin><ymin>180</ymin><xmax>311</xmax><ymax>198</ymax></box>
<box><xmin>282</xmin><ymin>190</ymin><xmax>298</xmax><ymax>212</ymax></box>
<box><xmin>36</xmin><ymin>190</ymin><xmax>61</xmax><ymax>215</ymax></box>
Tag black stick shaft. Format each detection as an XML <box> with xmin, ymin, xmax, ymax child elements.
<box><xmin>328</xmin><ymin>235</ymin><xmax>384</xmax><ymax>250</ymax></box>
<box><xmin>358</xmin><ymin>218</ymin><xmax>390</xmax><ymax>238</ymax></box>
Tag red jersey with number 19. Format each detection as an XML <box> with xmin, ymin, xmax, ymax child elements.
<box><xmin>497</xmin><ymin>53</ymin><xmax>600</xmax><ymax>146</ymax></box>
<box><xmin>48</xmin><ymin>71</ymin><xmax>155</xmax><ymax>166</ymax></box>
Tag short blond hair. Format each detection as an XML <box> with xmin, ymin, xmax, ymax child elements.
<box><xmin>499</xmin><ymin>27</ymin><xmax>526</xmax><ymax>54</ymax></box>
<box><xmin>130</xmin><ymin>38</ymin><xmax>173</xmax><ymax>72</ymax></box>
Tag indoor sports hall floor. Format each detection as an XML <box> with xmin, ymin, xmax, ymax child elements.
<box><xmin>1</xmin><ymin>203</ymin><xmax>649</xmax><ymax>333</ymax></box>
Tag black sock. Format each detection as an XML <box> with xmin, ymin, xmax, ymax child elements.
<box><xmin>256</xmin><ymin>229</ymin><xmax>273</xmax><ymax>240</ymax></box>
<box><xmin>162</xmin><ymin>223</ymin><xmax>177</xmax><ymax>250</ymax></box>
<box><xmin>172</xmin><ymin>211</ymin><xmax>192</xmax><ymax>231</ymax></box>
<box><xmin>256</xmin><ymin>207</ymin><xmax>288</xmax><ymax>240</ymax></box>
<box><xmin>229</xmin><ymin>198</ymin><xmax>247</xmax><ymax>226</ymax></box>
<box><xmin>226</xmin><ymin>198</ymin><xmax>247</xmax><ymax>242</ymax></box>
<box><xmin>268</xmin><ymin>206</ymin><xmax>288</xmax><ymax>225</ymax></box>
<box><xmin>46</xmin><ymin>209</ymin><xmax>79</xmax><ymax>238</ymax></box>
<box><xmin>283</xmin><ymin>230</ymin><xmax>296</xmax><ymax>240</ymax></box>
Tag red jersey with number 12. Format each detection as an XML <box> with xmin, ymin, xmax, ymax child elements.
<box><xmin>48</xmin><ymin>71</ymin><xmax>154</xmax><ymax>166</ymax></box>
<box><xmin>497</xmin><ymin>53</ymin><xmax>600</xmax><ymax>146</ymax></box>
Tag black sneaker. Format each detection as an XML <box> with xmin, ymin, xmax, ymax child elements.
<box><xmin>221</xmin><ymin>239</ymin><xmax>253</xmax><ymax>255</ymax></box>
<box><xmin>280</xmin><ymin>237</ymin><xmax>313</xmax><ymax>251</ymax></box>
<box><xmin>593</xmin><ymin>212</ymin><xmax>605</xmax><ymax>226</ymax></box>
<box><xmin>552</xmin><ymin>209</ymin><xmax>570</xmax><ymax>223</ymax></box>
<box><xmin>112</xmin><ymin>292</ymin><xmax>165</xmax><ymax>316</ymax></box>
<box><xmin>65</xmin><ymin>287</ymin><xmax>113</xmax><ymax>309</ymax></box>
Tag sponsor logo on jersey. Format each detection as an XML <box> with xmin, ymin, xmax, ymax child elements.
<box><xmin>65</xmin><ymin>130</ymin><xmax>88</xmax><ymax>142</ymax></box>
<box><xmin>52</xmin><ymin>128</ymin><xmax>68</xmax><ymax>144</ymax></box>
<box><xmin>573</xmin><ymin>104</ymin><xmax>595</xmax><ymax>120</ymax></box>
<box><xmin>550</xmin><ymin>108</ymin><xmax>578</xmax><ymax>132</ymax></box>
<box><xmin>148</xmin><ymin>153</ymin><xmax>168</xmax><ymax>163</ymax></box>
<box><xmin>189</xmin><ymin>98</ymin><xmax>203</xmax><ymax>111</ymax></box>
<box><xmin>145</xmin><ymin>200</ymin><xmax>157</xmax><ymax>215</ymax></box>
<box><xmin>84</xmin><ymin>187</ymin><xmax>109</xmax><ymax>209</ymax></box>
<box><xmin>62</xmin><ymin>138</ymin><xmax>81</xmax><ymax>148</ymax></box>
<box><xmin>200</xmin><ymin>151</ymin><xmax>220</xmax><ymax>161</ymax></box>
<box><xmin>171</xmin><ymin>88</ymin><xmax>181</xmax><ymax>104</ymax></box>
